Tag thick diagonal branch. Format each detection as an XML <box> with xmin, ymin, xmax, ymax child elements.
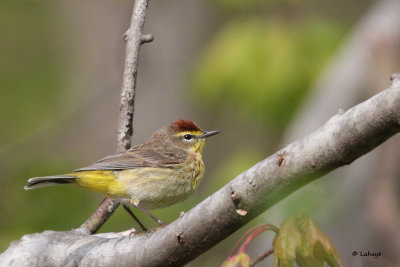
<box><xmin>80</xmin><ymin>0</ymin><xmax>152</xmax><ymax>234</ymax></box>
<box><xmin>2</xmin><ymin>74</ymin><xmax>400</xmax><ymax>266</ymax></box>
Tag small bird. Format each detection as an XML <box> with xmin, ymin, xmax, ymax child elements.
<box><xmin>25</xmin><ymin>119</ymin><xmax>219</xmax><ymax>231</ymax></box>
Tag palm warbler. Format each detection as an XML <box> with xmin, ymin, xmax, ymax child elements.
<box><xmin>25</xmin><ymin>119</ymin><xmax>219</xmax><ymax>230</ymax></box>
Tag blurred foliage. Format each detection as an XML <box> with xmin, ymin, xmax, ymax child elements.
<box><xmin>204</xmin><ymin>148</ymin><xmax>262</xmax><ymax>192</ymax></box>
<box><xmin>0</xmin><ymin>1</ymin><xmax>63</xmax><ymax>147</ymax></box>
<box><xmin>191</xmin><ymin>18</ymin><xmax>344</xmax><ymax>129</ymax></box>
<box><xmin>1</xmin><ymin>160</ymin><xmax>86</xmax><ymax>241</ymax></box>
<box><xmin>267</xmin><ymin>178</ymin><xmax>333</xmax><ymax>222</ymax></box>
<box><xmin>0</xmin><ymin>1</ymin><xmax>66</xmax><ymax>251</ymax></box>
<box><xmin>211</xmin><ymin>0</ymin><xmax>314</xmax><ymax>13</ymax></box>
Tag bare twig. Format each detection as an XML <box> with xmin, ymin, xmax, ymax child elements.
<box><xmin>80</xmin><ymin>0</ymin><xmax>152</xmax><ymax>234</ymax></box>
<box><xmin>227</xmin><ymin>224</ymin><xmax>278</xmax><ymax>259</ymax></box>
<box><xmin>250</xmin><ymin>248</ymin><xmax>274</xmax><ymax>267</ymax></box>
<box><xmin>118</xmin><ymin>0</ymin><xmax>152</xmax><ymax>152</ymax></box>
<box><xmin>2</xmin><ymin>74</ymin><xmax>400</xmax><ymax>266</ymax></box>
<box><xmin>80</xmin><ymin>198</ymin><xmax>120</xmax><ymax>234</ymax></box>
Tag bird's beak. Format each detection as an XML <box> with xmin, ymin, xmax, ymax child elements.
<box><xmin>199</xmin><ymin>130</ymin><xmax>220</xmax><ymax>139</ymax></box>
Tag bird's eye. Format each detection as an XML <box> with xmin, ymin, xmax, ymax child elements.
<box><xmin>183</xmin><ymin>134</ymin><xmax>192</xmax><ymax>140</ymax></box>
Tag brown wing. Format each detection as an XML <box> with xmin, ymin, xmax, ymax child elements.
<box><xmin>74</xmin><ymin>146</ymin><xmax>188</xmax><ymax>172</ymax></box>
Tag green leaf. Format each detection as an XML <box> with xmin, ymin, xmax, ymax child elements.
<box><xmin>273</xmin><ymin>213</ymin><xmax>343</xmax><ymax>267</ymax></box>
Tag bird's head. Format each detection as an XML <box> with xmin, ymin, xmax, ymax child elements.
<box><xmin>163</xmin><ymin>119</ymin><xmax>219</xmax><ymax>154</ymax></box>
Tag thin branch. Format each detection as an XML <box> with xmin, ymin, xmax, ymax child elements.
<box><xmin>2</xmin><ymin>74</ymin><xmax>400</xmax><ymax>266</ymax></box>
<box><xmin>228</xmin><ymin>224</ymin><xmax>278</xmax><ymax>258</ymax></box>
<box><xmin>80</xmin><ymin>198</ymin><xmax>120</xmax><ymax>234</ymax></box>
<box><xmin>80</xmin><ymin>0</ymin><xmax>152</xmax><ymax>234</ymax></box>
<box><xmin>250</xmin><ymin>248</ymin><xmax>274</xmax><ymax>267</ymax></box>
<box><xmin>118</xmin><ymin>0</ymin><xmax>152</xmax><ymax>152</ymax></box>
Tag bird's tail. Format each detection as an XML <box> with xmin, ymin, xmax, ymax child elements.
<box><xmin>24</xmin><ymin>175</ymin><xmax>77</xmax><ymax>190</ymax></box>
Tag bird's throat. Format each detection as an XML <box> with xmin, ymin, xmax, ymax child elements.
<box><xmin>191</xmin><ymin>139</ymin><xmax>206</xmax><ymax>154</ymax></box>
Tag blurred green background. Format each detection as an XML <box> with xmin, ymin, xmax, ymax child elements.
<box><xmin>2</xmin><ymin>0</ymin><xmax>399</xmax><ymax>266</ymax></box>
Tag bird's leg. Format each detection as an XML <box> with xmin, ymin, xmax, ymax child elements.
<box><xmin>130</xmin><ymin>199</ymin><xmax>167</xmax><ymax>226</ymax></box>
<box><xmin>123</xmin><ymin>204</ymin><xmax>147</xmax><ymax>232</ymax></box>
<box><xmin>136</xmin><ymin>204</ymin><xmax>167</xmax><ymax>226</ymax></box>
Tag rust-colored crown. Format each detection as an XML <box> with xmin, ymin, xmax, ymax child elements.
<box><xmin>170</xmin><ymin>119</ymin><xmax>201</xmax><ymax>132</ymax></box>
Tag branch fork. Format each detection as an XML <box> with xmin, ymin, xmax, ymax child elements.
<box><xmin>81</xmin><ymin>0</ymin><xmax>152</xmax><ymax>235</ymax></box>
